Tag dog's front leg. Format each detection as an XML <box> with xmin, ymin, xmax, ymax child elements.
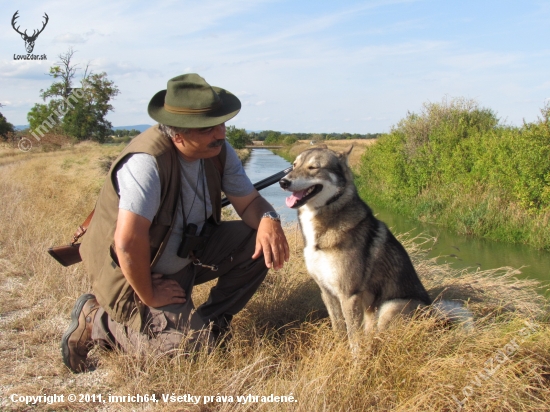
<box><xmin>319</xmin><ymin>287</ymin><xmax>347</xmax><ymax>336</ymax></box>
<box><xmin>341</xmin><ymin>292</ymin><xmax>368</xmax><ymax>354</ymax></box>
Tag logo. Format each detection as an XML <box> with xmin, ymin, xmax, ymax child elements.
<box><xmin>11</xmin><ymin>10</ymin><xmax>49</xmax><ymax>54</ymax></box>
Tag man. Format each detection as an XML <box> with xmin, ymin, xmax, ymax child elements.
<box><xmin>61</xmin><ymin>73</ymin><xmax>289</xmax><ymax>373</ymax></box>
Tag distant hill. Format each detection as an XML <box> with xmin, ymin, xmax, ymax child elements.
<box><xmin>15</xmin><ymin>125</ymin><xmax>29</xmax><ymax>131</ymax></box>
<box><xmin>112</xmin><ymin>124</ymin><xmax>152</xmax><ymax>132</ymax></box>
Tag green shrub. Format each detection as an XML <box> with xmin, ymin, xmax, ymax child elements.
<box><xmin>357</xmin><ymin>98</ymin><xmax>550</xmax><ymax>248</ymax></box>
<box><xmin>226</xmin><ymin>125</ymin><xmax>252</xmax><ymax>149</ymax></box>
<box><xmin>283</xmin><ymin>135</ymin><xmax>298</xmax><ymax>146</ymax></box>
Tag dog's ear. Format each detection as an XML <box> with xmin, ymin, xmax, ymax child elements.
<box><xmin>338</xmin><ymin>145</ymin><xmax>354</xmax><ymax>159</ymax></box>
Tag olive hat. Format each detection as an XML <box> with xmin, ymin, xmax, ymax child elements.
<box><xmin>148</xmin><ymin>73</ymin><xmax>241</xmax><ymax>128</ymax></box>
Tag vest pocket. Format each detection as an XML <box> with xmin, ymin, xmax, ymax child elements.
<box><xmin>114</xmin><ymin>281</ymin><xmax>134</xmax><ymax>322</ymax></box>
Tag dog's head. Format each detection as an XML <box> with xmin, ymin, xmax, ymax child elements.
<box><xmin>279</xmin><ymin>145</ymin><xmax>353</xmax><ymax>209</ymax></box>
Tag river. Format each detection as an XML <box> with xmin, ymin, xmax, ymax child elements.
<box><xmin>243</xmin><ymin>149</ymin><xmax>550</xmax><ymax>287</ymax></box>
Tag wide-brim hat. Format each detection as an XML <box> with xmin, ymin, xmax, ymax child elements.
<box><xmin>148</xmin><ymin>73</ymin><xmax>241</xmax><ymax>128</ymax></box>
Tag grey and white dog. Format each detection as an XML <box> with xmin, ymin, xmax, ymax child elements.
<box><xmin>280</xmin><ymin>146</ymin><xmax>472</xmax><ymax>350</ymax></box>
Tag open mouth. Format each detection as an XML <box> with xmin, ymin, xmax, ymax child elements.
<box><xmin>285</xmin><ymin>184</ymin><xmax>323</xmax><ymax>209</ymax></box>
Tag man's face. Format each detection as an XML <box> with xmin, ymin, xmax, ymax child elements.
<box><xmin>174</xmin><ymin>123</ymin><xmax>226</xmax><ymax>161</ymax></box>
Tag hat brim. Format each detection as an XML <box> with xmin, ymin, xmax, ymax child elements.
<box><xmin>147</xmin><ymin>86</ymin><xmax>241</xmax><ymax>128</ymax></box>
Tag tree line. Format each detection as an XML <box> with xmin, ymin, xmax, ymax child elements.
<box><xmin>225</xmin><ymin>127</ymin><xmax>380</xmax><ymax>149</ymax></box>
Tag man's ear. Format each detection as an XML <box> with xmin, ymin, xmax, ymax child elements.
<box><xmin>172</xmin><ymin>134</ymin><xmax>185</xmax><ymax>145</ymax></box>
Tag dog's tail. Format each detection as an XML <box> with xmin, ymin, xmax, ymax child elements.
<box><xmin>431</xmin><ymin>300</ymin><xmax>474</xmax><ymax>331</ymax></box>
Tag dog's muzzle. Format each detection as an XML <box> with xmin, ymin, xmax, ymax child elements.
<box><xmin>279</xmin><ymin>178</ymin><xmax>291</xmax><ymax>189</ymax></box>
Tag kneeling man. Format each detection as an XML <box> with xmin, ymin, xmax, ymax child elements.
<box><xmin>61</xmin><ymin>73</ymin><xmax>289</xmax><ymax>373</ymax></box>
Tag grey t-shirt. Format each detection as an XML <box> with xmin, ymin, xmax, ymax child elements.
<box><xmin>115</xmin><ymin>141</ymin><xmax>254</xmax><ymax>274</ymax></box>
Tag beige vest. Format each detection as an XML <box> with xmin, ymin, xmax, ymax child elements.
<box><xmin>80</xmin><ymin>125</ymin><xmax>225</xmax><ymax>331</ymax></box>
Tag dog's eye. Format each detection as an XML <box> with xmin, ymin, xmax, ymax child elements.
<box><xmin>308</xmin><ymin>165</ymin><xmax>319</xmax><ymax>170</ymax></box>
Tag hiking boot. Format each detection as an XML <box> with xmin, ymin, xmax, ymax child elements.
<box><xmin>61</xmin><ymin>294</ymin><xmax>99</xmax><ymax>373</ymax></box>
<box><xmin>210</xmin><ymin>314</ymin><xmax>233</xmax><ymax>348</ymax></box>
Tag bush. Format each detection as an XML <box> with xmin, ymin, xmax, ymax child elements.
<box><xmin>264</xmin><ymin>131</ymin><xmax>283</xmax><ymax>145</ymax></box>
<box><xmin>357</xmin><ymin>97</ymin><xmax>550</xmax><ymax>248</ymax></box>
<box><xmin>226</xmin><ymin>125</ymin><xmax>251</xmax><ymax>149</ymax></box>
<box><xmin>283</xmin><ymin>135</ymin><xmax>298</xmax><ymax>146</ymax></box>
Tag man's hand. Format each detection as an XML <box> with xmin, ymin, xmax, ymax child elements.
<box><xmin>149</xmin><ymin>273</ymin><xmax>186</xmax><ymax>307</ymax></box>
<box><xmin>228</xmin><ymin>190</ymin><xmax>290</xmax><ymax>270</ymax></box>
<box><xmin>252</xmin><ymin>217</ymin><xmax>290</xmax><ymax>270</ymax></box>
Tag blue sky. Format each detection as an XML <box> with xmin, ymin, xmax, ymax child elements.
<box><xmin>1</xmin><ymin>0</ymin><xmax>549</xmax><ymax>133</ymax></box>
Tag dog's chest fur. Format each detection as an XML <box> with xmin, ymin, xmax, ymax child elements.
<box><xmin>299</xmin><ymin>207</ymin><xmax>345</xmax><ymax>296</ymax></box>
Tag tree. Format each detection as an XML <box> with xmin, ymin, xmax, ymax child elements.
<box><xmin>27</xmin><ymin>48</ymin><xmax>119</xmax><ymax>142</ymax></box>
<box><xmin>0</xmin><ymin>104</ymin><xmax>15</xmax><ymax>139</ymax></box>
<box><xmin>41</xmin><ymin>48</ymin><xmax>79</xmax><ymax>101</ymax></box>
<box><xmin>62</xmin><ymin>72</ymin><xmax>119</xmax><ymax>142</ymax></box>
<box><xmin>283</xmin><ymin>135</ymin><xmax>298</xmax><ymax>146</ymax></box>
<box><xmin>226</xmin><ymin>125</ymin><xmax>251</xmax><ymax>149</ymax></box>
<box><xmin>264</xmin><ymin>131</ymin><xmax>282</xmax><ymax>145</ymax></box>
<box><xmin>27</xmin><ymin>100</ymin><xmax>62</xmax><ymax>136</ymax></box>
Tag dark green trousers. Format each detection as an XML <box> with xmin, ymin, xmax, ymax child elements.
<box><xmin>91</xmin><ymin>221</ymin><xmax>268</xmax><ymax>353</ymax></box>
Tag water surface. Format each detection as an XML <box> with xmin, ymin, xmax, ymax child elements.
<box><xmin>243</xmin><ymin>149</ymin><xmax>295</xmax><ymax>224</ymax></box>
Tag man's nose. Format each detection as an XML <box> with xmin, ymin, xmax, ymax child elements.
<box><xmin>214</xmin><ymin>123</ymin><xmax>226</xmax><ymax>139</ymax></box>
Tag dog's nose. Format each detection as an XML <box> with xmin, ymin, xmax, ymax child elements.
<box><xmin>279</xmin><ymin>178</ymin><xmax>290</xmax><ymax>189</ymax></box>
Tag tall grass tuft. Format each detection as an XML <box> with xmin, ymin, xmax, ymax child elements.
<box><xmin>357</xmin><ymin>97</ymin><xmax>550</xmax><ymax>249</ymax></box>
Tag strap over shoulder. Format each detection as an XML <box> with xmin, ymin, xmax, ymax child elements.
<box><xmin>72</xmin><ymin>209</ymin><xmax>95</xmax><ymax>245</ymax></box>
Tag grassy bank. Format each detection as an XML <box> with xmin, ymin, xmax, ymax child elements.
<box><xmin>0</xmin><ymin>142</ymin><xmax>549</xmax><ymax>411</ymax></box>
<box><xmin>234</xmin><ymin>148</ymin><xmax>251</xmax><ymax>163</ymax></box>
<box><xmin>356</xmin><ymin>98</ymin><xmax>550</xmax><ymax>250</ymax></box>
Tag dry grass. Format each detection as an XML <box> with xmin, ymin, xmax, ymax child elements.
<box><xmin>0</xmin><ymin>142</ymin><xmax>549</xmax><ymax>411</ymax></box>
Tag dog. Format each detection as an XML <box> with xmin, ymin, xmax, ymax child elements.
<box><xmin>279</xmin><ymin>145</ymin><xmax>472</xmax><ymax>350</ymax></box>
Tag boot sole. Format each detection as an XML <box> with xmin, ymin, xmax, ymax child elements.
<box><xmin>61</xmin><ymin>293</ymin><xmax>95</xmax><ymax>372</ymax></box>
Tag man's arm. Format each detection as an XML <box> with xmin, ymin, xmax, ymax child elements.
<box><xmin>227</xmin><ymin>189</ymin><xmax>289</xmax><ymax>270</ymax></box>
<box><xmin>114</xmin><ymin>209</ymin><xmax>186</xmax><ymax>307</ymax></box>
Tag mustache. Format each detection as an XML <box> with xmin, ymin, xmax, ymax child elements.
<box><xmin>208</xmin><ymin>140</ymin><xmax>225</xmax><ymax>148</ymax></box>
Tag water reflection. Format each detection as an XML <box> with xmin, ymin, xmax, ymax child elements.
<box><xmin>373</xmin><ymin>207</ymin><xmax>550</xmax><ymax>287</ymax></box>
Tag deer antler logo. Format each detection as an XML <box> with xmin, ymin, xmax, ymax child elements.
<box><xmin>11</xmin><ymin>10</ymin><xmax>49</xmax><ymax>54</ymax></box>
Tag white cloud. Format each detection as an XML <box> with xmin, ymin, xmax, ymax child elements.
<box><xmin>0</xmin><ymin>60</ymin><xmax>50</xmax><ymax>80</ymax></box>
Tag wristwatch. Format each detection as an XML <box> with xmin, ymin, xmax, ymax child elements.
<box><xmin>262</xmin><ymin>211</ymin><xmax>281</xmax><ymax>222</ymax></box>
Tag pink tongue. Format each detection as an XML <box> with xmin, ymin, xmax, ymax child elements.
<box><xmin>285</xmin><ymin>189</ymin><xmax>308</xmax><ymax>208</ymax></box>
